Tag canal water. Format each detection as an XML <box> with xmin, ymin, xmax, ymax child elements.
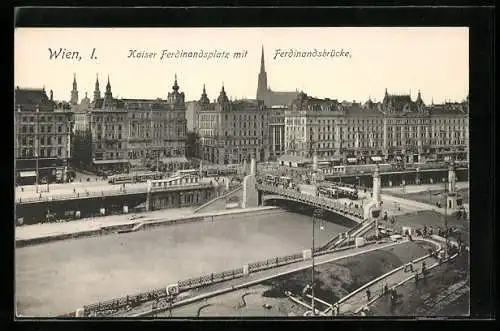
<box><xmin>16</xmin><ymin>208</ymin><xmax>350</xmax><ymax>317</ymax></box>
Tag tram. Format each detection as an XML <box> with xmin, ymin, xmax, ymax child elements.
<box><xmin>108</xmin><ymin>171</ymin><xmax>163</xmax><ymax>184</ymax></box>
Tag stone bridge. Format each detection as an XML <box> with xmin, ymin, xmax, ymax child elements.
<box><xmin>256</xmin><ymin>183</ymin><xmax>364</xmax><ymax>224</ymax></box>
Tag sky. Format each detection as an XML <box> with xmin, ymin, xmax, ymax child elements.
<box><xmin>14</xmin><ymin>27</ymin><xmax>469</xmax><ymax>104</ymax></box>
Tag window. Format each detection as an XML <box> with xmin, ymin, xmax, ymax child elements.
<box><xmin>58</xmin><ymin>147</ymin><xmax>62</xmax><ymax>156</ymax></box>
<box><xmin>58</xmin><ymin>126</ymin><xmax>62</xmax><ymax>133</ymax></box>
<box><xmin>58</xmin><ymin>136</ymin><xmax>62</xmax><ymax>144</ymax></box>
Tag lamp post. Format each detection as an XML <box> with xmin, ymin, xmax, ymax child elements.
<box><xmin>442</xmin><ymin>176</ymin><xmax>449</xmax><ymax>257</ymax></box>
<box><xmin>311</xmin><ymin>208</ymin><xmax>324</xmax><ymax>316</ymax></box>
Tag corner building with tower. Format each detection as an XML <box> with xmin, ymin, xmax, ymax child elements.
<box><xmin>71</xmin><ymin>74</ymin><xmax>188</xmax><ymax>174</ymax></box>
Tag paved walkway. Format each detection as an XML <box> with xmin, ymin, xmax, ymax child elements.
<box><xmin>381</xmin><ymin>182</ymin><xmax>469</xmax><ymax>195</ymax></box>
<box><xmin>15</xmin><ymin>206</ymin><xmax>278</xmax><ymax>242</ymax></box>
<box><xmin>119</xmin><ymin>239</ymin><xmax>411</xmax><ymax>317</ymax></box>
<box><xmin>381</xmin><ymin>194</ymin><xmax>456</xmax><ymax>216</ymax></box>
<box><xmin>337</xmin><ymin>249</ymin><xmax>440</xmax><ymax>315</ymax></box>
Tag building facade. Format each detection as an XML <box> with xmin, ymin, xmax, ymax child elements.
<box><xmin>198</xmin><ymin>85</ymin><xmax>270</xmax><ymax>165</ymax></box>
<box><xmin>185</xmin><ymin>100</ymin><xmax>200</xmax><ymax>133</ymax></box>
<box><xmin>283</xmin><ymin>90</ymin><xmax>469</xmax><ymax>165</ymax></box>
<box><xmin>268</xmin><ymin>105</ymin><xmax>286</xmax><ymax>160</ymax></box>
<box><xmin>14</xmin><ymin>87</ymin><xmax>73</xmax><ymax>185</ymax></box>
<box><xmin>77</xmin><ymin>75</ymin><xmax>189</xmax><ymax>174</ymax></box>
<box><xmin>88</xmin><ymin>77</ymin><xmax>129</xmax><ymax>173</ymax></box>
<box><xmin>123</xmin><ymin>77</ymin><xmax>188</xmax><ymax>171</ymax></box>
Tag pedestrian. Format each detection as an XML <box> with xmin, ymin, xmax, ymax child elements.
<box><xmin>366</xmin><ymin>289</ymin><xmax>371</xmax><ymax>301</ymax></box>
<box><xmin>384</xmin><ymin>283</ymin><xmax>389</xmax><ymax>295</ymax></box>
<box><xmin>21</xmin><ymin>187</ymin><xmax>24</xmax><ymax>192</ymax></box>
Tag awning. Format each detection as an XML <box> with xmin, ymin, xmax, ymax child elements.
<box><xmin>161</xmin><ymin>156</ymin><xmax>189</xmax><ymax>164</ymax></box>
<box><xmin>93</xmin><ymin>159</ymin><xmax>130</xmax><ymax>164</ymax></box>
<box><xmin>371</xmin><ymin>156</ymin><xmax>383</xmax><ymax>162</ymax></box>
<box><xmin>278</xmin><ymin>155</ymin><xmax>311</xmax><ymax>164</ymax></box>
<box><xmin>19</xmin><ymin>171</ymin><xmax>36</xmax><ymax>178</ymax></box>
<box><xmin>129</xmin><ymin>159</ymin><xmax>142</xmax><ymax>166</ymax></box>
<box><xmin>347</xmin><ymin>158</ymin><xmax>357</xmax><ymax>163</ymax></box>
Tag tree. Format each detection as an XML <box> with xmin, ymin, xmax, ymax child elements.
<box><xmin>71</xmin><ymin>128</ymin><xmax>92</xmax><ymax>170</ymax></box>
<box><xmin>185</xmin><ymin>131</ymin><xmax>200</xmax><ymax>158</ymax></box>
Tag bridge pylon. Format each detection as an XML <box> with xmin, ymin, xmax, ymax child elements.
<box><xmin>242</xmin><ymin>158</ymin><xmax>258</xmax><ymax>208</ymax></box>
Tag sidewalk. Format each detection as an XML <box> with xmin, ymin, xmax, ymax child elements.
<box><xmin>337</xmin><ymin>252</ymin><xmax>440</xmax><ymax>315</ymax></box>
<box><xmin>382</xmin><ymin>182</ymin><xmax>469</xmax><ymax>195</ymax></box>
<box><xmin>381</xmin><ymin>194</ymin><xmax>451</xmax><ymax>216</ymax></box>
<box><xmin>15</xmin><ymin>206</ymin><xmax>279</xmax><ymax>242</ymax></box>
<box><xmin>117</xmin><ymin>240</ymin><xmax>411</xmax><ymax>317</ymax></box>
<box><xmin>15</xmin><ymin>177</ymin><xmax>226</xmax><ymax>202</ymax></box>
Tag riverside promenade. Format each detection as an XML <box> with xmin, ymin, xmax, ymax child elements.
<box><xmin>123</xmin><ymin>239</ymin><xmax>414</xmax><ymax>317</ymax></box>
<box><xmin>16</xmin><ymin>206</ymin><xmax>278</xmax><ymax>244</ymax></box>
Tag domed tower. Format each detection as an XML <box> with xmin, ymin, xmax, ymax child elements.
<box><xmin>416</xmin><ymin>90</ymin><xmax>425</xmax><ymax>112</ymax></box>
<box><xmin>81</xmin><ymin>92</ymin><xmax>91</xmax><ymax>105</ymax></box>
<box><xmin>199</xmin><ymin>84</ymin><xmax>210</xmax><ymax>110</ymax></box>
<box><xmin>168</xmin><ymin>74</ymin><xmax>185</xmax><ymax>105</ymax></box>
<box><xmin>70</xmin><ymin>73</ymin><xmax>79</xmax><ymax>105</ymax></box>
<box><xmin>217</xmin><ymin>84</ymin><xmax>230</xmax><ymax>111</ymax></box>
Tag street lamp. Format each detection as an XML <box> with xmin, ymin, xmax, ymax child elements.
<box><xmin>311</xmin><ymin>208</ymin><xmax>324</xmax><ymax>316</ymax></box>
<box><xmin>442</xmin><ymin>176</ymin><xmax>449</xmax><ymax>257</ymax></box>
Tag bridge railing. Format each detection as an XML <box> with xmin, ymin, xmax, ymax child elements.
<box><xmin>16</xmin><ymin>183</ymin><xmax>214</xmax><ymax>204</ymax></box>
<box><xmin>71</xmin><ymin>237</ymin><xmax>377</xmax><ymax>317</ymax></box>
<box><xmin>257</xmin><ymin>184</ymin><xmax>364</xmax><ymax>220</ymax></box>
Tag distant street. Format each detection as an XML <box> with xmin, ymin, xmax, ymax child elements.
<box><xmin>15</xmin><ymin>175</ymin><xmax>228</xmax><ymax>202</ymax></box>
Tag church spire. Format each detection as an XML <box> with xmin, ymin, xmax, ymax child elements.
<box><xmin>70</xmin><ymin>73</ymin><xmax>78</xmax><ymax>105</ymax></box>
<box><xmin>93</xmin><ymin>73</ymin><xmax>101</xmax><ymax>103</ymax></box>
<box><xmin>256</xmin><ymin>46</ymin><xmax>268</xmax><ymax>103</ymax></box>
<box><xmin>260</xmin><ymin>45</ymin><xmax>265</xmax><ymax>73</ymax></box>
<box><xmin>103</xmin><ymin>75</ymin><xmax>113</xmax><ymax>105</ymax></box>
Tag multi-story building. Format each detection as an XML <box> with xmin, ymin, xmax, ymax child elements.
<box><xmin>283</xmin><ymin>90</ymin><xmax>469</xmax><ymax>165</ymax></box>
<box><xmin>88</xmin><ymin>77</ymin><xmax>129</xmax><ymax>174</ymax></box>
<box><xmin>185</xmin><ymin>100</ymin><xmax>199</xmax><ymax>133</ymax></box>
<box><xmin>14</xmin><ymin>87</ymin><xmax>73</xmax><ymax>185</ymax></box>
<box><xmin>198</xmin><ymin>85</ymin><xmax>270</xmax><ymax>164</ymax></box>
<box><xmin>123</xmin><ymin>76</ymin><xmax>188</xmax><ymax>171</ymax></box>
<box><xmin>427</xmin><ymin>98</ymin><xmax>469</xmax><ymax>162</ymax></box>
<box><xmin>268</xmin><ymin>105</ymin><xmax>286</xmax><ymax>160</ymax></box>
